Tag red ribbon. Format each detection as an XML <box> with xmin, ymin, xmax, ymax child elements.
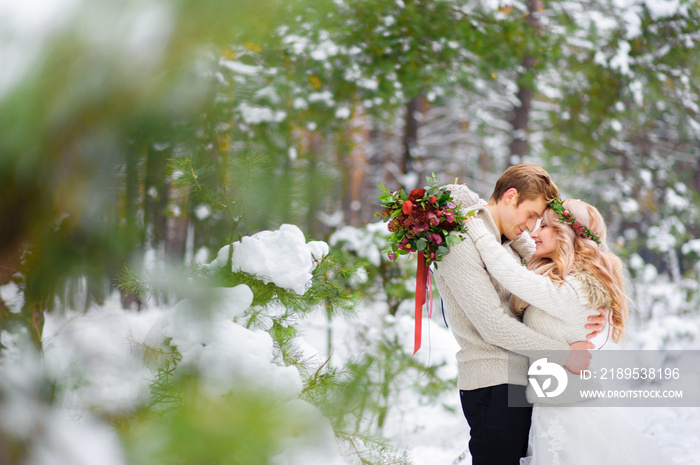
<box><xmin>414</xmin><ymin>256</ymin><xmax>429</xmax><ymax>355</ymax></box>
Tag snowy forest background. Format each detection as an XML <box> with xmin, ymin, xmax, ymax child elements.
<box><xmin>1</xmin><ymin>0</ymin><xmax>700</xmax><ymax>463</ymax></box>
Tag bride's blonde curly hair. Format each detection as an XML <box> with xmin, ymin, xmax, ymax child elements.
<box><xmin>516</xmin><ymin>199</ymin><xmax>628</xmax><ymax>343</ymax></box>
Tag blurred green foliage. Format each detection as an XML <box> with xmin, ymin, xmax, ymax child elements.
<box><xmin>124</xmin><ymin>379</ymin><xmax>317</xmax><ymax>465</ymax></box>
<box><xmin>0</xmin><ymin>0</ymin><xmax>296</xmax><ymax>345</ymax></box>
<box><xmin>2</xmin><ymin>0</ymin><xmax>700</xmax><ymax>461</ymax></box>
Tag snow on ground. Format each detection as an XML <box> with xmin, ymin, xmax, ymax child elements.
<box><xmin>17</xmin><ymin>286</ymin><xmax>700</xmax><ymax>465</ymax></box>
<box><xmin>3</xmin><ymin>220</ymin><xmax>699</xmax><ymax>464</ymax></box>
<box><xmin>36</xmin><ymin>290</ymin><xmax>344</xmax><ymax>465</ymax></box>
<box><xmin>2</xmin><ymin>225</ymin><xmax>345</xmax><ymax>465</ymax></box>
<box><xmin>298</xmin><ymin>296</ymin><xmax>700</xmax><ymax>465</ymax></box>
<box><xmin>43</xmin><ymin>304</ymin><xmax>162</xmax><ymax>413</ymax></box>
<box><xmin>299</xmin><ymin>297</ymin><xmax>470</xmax><ymax>464</ymax></box>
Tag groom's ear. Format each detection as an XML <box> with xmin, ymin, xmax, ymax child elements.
<box><xmin>502</xmin><ymin>188</ymin><xmax>518</xmax><ymax>206</ymax></box>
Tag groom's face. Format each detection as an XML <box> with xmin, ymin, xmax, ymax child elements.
<box><xmin>500</xmin><ymin>193</ymin><xmax>548</xmax><ymax>241</ymax></box>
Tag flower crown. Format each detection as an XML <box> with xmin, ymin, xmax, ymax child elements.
<box><xmin>548</xmin><ymin>199</ymin><xmax>601</xmax><ymax>245</ymax></box>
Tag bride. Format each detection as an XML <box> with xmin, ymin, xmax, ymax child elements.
<box><xmin>462</xmin><ymin>198</ymin><xmax>672</xmax><ymax>464</ymax></box>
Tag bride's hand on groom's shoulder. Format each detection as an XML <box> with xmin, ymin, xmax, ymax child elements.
<box><xmin>462</xmin><ymin>212</ymin><xmax>480</xmax><ymax>226</ymax></box>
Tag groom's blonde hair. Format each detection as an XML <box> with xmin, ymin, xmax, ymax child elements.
<box><xmin>490</xmin><ymin>163</ymin><xmax>559</xmax><ymax>205</ymax></box>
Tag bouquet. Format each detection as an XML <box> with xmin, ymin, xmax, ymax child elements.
<box><xmin>376</xmin><ymin>173</ymin><xmax>470</xmax><ymax>354</ymax></box>
<box><xmin>376</xmin><ymin>173</ymin><xmax>469</xmax><ymax>266</ymax></box>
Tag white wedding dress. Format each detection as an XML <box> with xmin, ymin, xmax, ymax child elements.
<box><xmin>521</xmin><ymin>402</ymin><xmax>673</xmax><ymax>465</ymax></box>
<box><xmin>518</xmin><ymin>309</ymin><xmax>674</xmax><ymax>465</ymax></box>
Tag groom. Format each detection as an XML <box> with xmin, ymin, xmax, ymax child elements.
<box><xmin>433</xmin><ymin>164</ymin><xmax>604</xmax><ymax>465</ymax></box>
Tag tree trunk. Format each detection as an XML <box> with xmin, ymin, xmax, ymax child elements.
<box><xmin>165</xmin><ymin>175</ymin><xmax>189</xmax><ymax>264</ymax></box>
<box><xmin>341</xmin><ymin>105</ymin><xmax>370</xmax><ymax>227</ymax></box>
<box><xmin>509</xmin><ymin>71</ymin><xmax>534</xmax><ymax>160</ymax></box>
<box><xmin>402</xmin><ymin>96</ymin><xmax>422</xmax><ymax>175</ymax></box>
<box><xmin>125</xmin><ymin>150</ymin><xmax>139</xmax><ymax>239</ymax></box>
<box><xmin>120</xmin><ymin>150</ymin><xmax>143</xmax><ymax>309</ymax></box>
<box><xmin>0</xmin><ymin>242</ymin><xmax>23</xmax><ymax>336</ymax></box>
<box><xmin>508</xmin><ymin>0</ymin><xmax>543</xmax><ymax>161</ymax></box>
<box><xmin>278</xmin><ymin>149</ymin><xmax>294</xmax><ymax>227</ymax></box>
<box><xmin>22</xmin><ymin>297</ymin><xmax>46</xmax><ymax>350</ymax></box>
<box><xmin>84</xmin><ymin>274</ymin><xmax>106</xmax><ymax>312</ymax></box>
<box><xmin>348</xmin><ymin>135</ymin><xmax>368</xmax><ymax>227</ymax></box>
<box><xmin>166</xmin><ymin>216</ymin><xmax>189</xmax><ymax>264</ymax></box>
<box><xmin>144</xmin><ymin>144</ymin><xmax>171</xmax><ymax>248</ymax></box>
<box><xmin>306</xmin><ymin>132</ymin><xmax>322</xmax><ymax>237</ymax></box>
<box><xmin>143</xmin><ymin>144</ymin><xmax>171</xmax><ymax>304</ymax></box>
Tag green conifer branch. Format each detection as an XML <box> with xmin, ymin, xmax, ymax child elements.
<box><xmin>115</xmin><ymin>264</ymin><xmax>155</xmax><ymax>300</ymax></box>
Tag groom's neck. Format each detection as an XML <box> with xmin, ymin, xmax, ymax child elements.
<box><xmin>485</xmin><ymin>201</ymin><xmax>504</xmax><ymax>238</ymax></box>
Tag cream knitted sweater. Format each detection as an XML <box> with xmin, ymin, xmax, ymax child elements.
<box><xmin>465</xmin><ymin>217</ymin><xmax>608</xmax><ymax>403</ymax></box>
<box><xmin>432</xmin><ymin>185</ymin><xmax>570</xmax><ymax>391</ymax></box>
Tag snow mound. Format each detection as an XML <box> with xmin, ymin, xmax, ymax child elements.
<box><xmin>42</xmin><ymin>303</ymin><xmax>161</xmax><ymax>413</ymax></box>
<box><xmin>271</xmin><ymin>399</ymin><xmax>345</xmax><ymax>465</ymax></box>
<box><xmin>143</xmin><ymin>284</ymin><xmax>302</xmax><ymax>398</ymax></box>
<box><xmin>211</xmin><ymin>224</ymin><xmax>329</xmax><ymax>295</ymax></box>
<box><xmin>196</xmin><ymin>320</ymin><xmax>303</xmax><ymax>398</ymax></box>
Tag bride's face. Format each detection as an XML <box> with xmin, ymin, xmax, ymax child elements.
<box><xmin>531</xmin><ymin>219</ymin><xmax>557</xmax><ymax>259</ymax></box>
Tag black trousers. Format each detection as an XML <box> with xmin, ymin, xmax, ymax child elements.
<box><xmin>460</xmin><ymin>384</ymin><xmax>532</xmax><ymax>465</ymax></box>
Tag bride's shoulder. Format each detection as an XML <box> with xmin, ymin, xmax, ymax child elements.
<box><xmin>569</xmin><ymin>267</ymin><xmax>610</xmax><ymax>309</ymax></box>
